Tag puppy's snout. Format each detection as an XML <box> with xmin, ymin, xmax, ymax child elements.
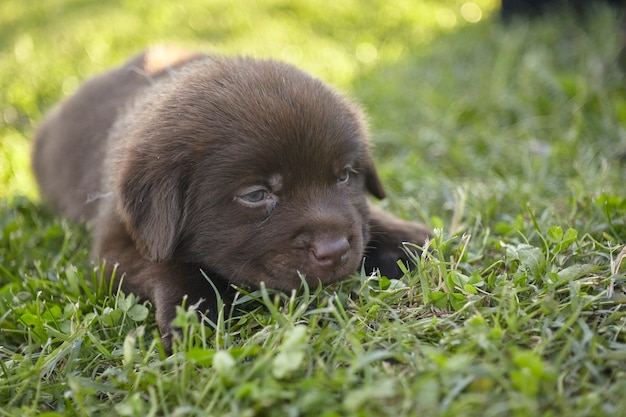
<box><xmin>310</xmin><ymin>236</ymin><xmax>350</xmax><ymax>269</ymax></box>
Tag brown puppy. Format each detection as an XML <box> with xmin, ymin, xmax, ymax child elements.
<box><xmin>33</xmin><ymin>47</ymin><xmax>430</xmax><ymax>347</ymax></box>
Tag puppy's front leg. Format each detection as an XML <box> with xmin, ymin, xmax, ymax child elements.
<box><xmin>95</xmin><ymin>218</ymin><xmax>229</xmax><ymax>351</ymax></box>
<box><xmin>148</xmin><ymin>261</ymin><xmax>231</xmax><ymax>351</ymax></box>
<box><xmin>364</xmin><ymin>204</ymin><xmax>430</xmax><ymax>279</ymax></box>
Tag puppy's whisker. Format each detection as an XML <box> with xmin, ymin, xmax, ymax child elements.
<box><xmin>229</xmin><ymin>258</ymin><xmax>255</xmax><ymax>286</ymax></box>
<box><xmin>127</xmin><ymin>65</ymin><xmax>157</xmax><ymax>85</ymax></box>
<box><xmin>85</xmin><ymin>191</ymin><xmax>113</xmax><ymax>204</ymax></box>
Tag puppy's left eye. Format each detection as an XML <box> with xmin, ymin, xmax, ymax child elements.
<box><xmin>337</xmin><ymin>167</ymin><xmax>355</xmax><ymax>184</ymax></box>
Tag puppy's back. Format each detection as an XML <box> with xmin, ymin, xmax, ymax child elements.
<box><xmin>32</xmin><ymin>47</ymin><xmax>203</xmax><ymax>222</ymax></box>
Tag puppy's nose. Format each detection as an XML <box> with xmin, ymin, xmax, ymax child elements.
<box><xmin>311</xmin><ymin>236</ymin><xmax>350</xmax><ymax>269</ymax></box>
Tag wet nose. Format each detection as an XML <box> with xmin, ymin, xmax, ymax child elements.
<box><xmin>311</xmin><ymin>236</ymin><xmax>350</xmax><ymax>269</ymax></box>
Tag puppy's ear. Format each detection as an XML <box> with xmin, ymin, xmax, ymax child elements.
<box><xmin>116</xmin><ymin>164</ymin><xmax>185</xmax><ymax>262</ymax></box>
<box><xmin>363</xmin><ymin>156</ymin><xmax>386</xmax><ymax>199</ymax></box>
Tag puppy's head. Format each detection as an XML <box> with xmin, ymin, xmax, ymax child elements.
<box><xmin>111</xmin><ymin>56</ymin><xmax>386</xmax><ymax>290</ymax></box>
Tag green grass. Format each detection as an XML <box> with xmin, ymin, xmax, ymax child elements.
<box><xmin>2</xmin><ymin>1</ymin><xmax>626</xmax><ymax>416</ymax></box>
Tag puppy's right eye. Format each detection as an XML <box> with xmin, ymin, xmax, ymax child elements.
<box><xmin>241</xmin><ymin>189</ymin><xmax>267</xmax><ymax>203</ymax></box>
<box><xmin>241</xmin><ymin>190</ymin><xmax>267</xmax><ymax>203</ymax></box>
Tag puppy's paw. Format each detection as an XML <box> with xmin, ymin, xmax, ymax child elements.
<box><xmin>364</xmin><ymin>205</ymin><xmax>430</xmax><ymax>279</ymax></box>
<box><xmin>154</xmin><ymin>294</ymin><xmax>212</xmax><ymax>354</ymax></box>
<box><xmin>150</xmin><ymin>265</ymin><xmax>232</xmax><ymax>354</ymax></box>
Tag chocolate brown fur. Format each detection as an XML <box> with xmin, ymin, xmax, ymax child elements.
<box><xmin>33</xmin><ymin>47</ymin><xmax>430</xmax><ymax>348</ymax></box>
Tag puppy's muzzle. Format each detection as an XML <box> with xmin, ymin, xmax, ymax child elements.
<box><xmin>309</xmin><ymin>235</ymin><xmax>350</xmax><ymax>270</ymax></box>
